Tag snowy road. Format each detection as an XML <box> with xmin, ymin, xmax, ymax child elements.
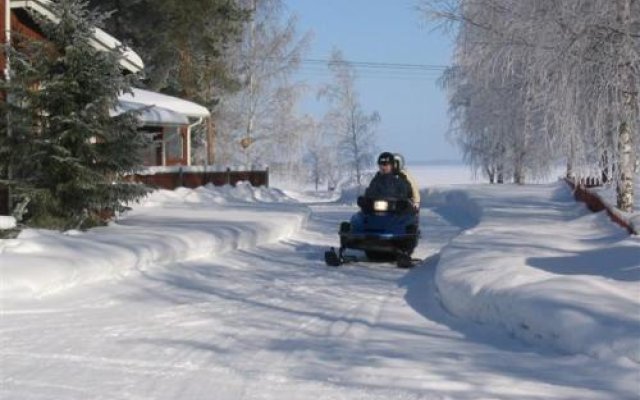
<box><xmin>1</xmin><ymin>200</ymin><xmax>635</xmax><ymax>399</ymax></box>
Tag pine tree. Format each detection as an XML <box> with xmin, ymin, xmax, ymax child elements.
<box><xmin>0</xmin><ymin>0</ymin><xmax>148</xmax><ymax>229</ymax></box>
<box><xmin>89</xmin><ymin>0</ymin><xmax>250</xmax><ymax>104</ymax></box>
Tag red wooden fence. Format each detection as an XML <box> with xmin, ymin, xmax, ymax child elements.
<box><xmin>0</xmin><ymin>170</ymin><xmax>269</xmax><ymax>216</ymax></box>
<box><xmin>565</xmin><ymin>178</ymin><xmax>636</xmax><ymax>234</ymax></box>
<box><xmin>129</xmin><ymin>168</ymin><xmax>269</xmax><ymax>190</ymax></box>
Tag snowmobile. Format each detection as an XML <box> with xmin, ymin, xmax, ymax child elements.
<box><xmin>324</xmin><ymin>196</ymin><xmax>420</xmax><ymax>268</ymax></box>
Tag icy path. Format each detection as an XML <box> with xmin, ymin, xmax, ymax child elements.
<box><xmin>0</xmin><ymin>202</ymin><xmax>634</xmax><ymax>399</ymax></box>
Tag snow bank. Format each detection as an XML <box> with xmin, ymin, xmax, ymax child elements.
<box><xmin>135</xmin><ymin>165</ymin><xmax>269</xmax><ymax>175</ymax></box>
<box><xmin>420</xmin><ymin>188</ymin><xmax>481</xmax><ymax>229</ymax></box>
<box><xmin>427</xmin><ymin>183</ymin><xmax>640</xmax><ymax>363</ymax></box>
<box><xmin>0</xmin><ymin>184</ymin><xmax>308</xmax><ymax>299</ymax></box>
<box><xmin>336</xmin><ymin>184</ymin><xmax>365</xmax><ymax>204</ymax></box>
<box><xmin>0</xmin><ymin>216</ymin><xmax>16</xmax><ymax>230</ymax></box>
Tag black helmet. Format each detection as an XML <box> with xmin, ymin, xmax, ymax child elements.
<box><xmin>377</xmin><ymin>152</ymin><xmax>394</xmax><ymax>165</ymax></box>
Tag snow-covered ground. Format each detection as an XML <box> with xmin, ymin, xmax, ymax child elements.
<box><xmin>0</xmin><ymin>183</ymin><xmax>307</xmax><ymax>299</ymax></box>
<box><xmin>0</xmin><ymin>216</ymin><xmax>16</xmax><ymax>230</ymax></box>
<box><xmin>427</xmin><ymin>184</ymin><xmax>640</xmax><ymax>364</ymax></box>
<box><xmin>407</xmin><ymin>163</ymin><xmax>482</xmax><ymax>186</ymax></box>
<box><xmin>1</xmin><ymin>174</ymin><xmax>638</xmax><ymax>399</ymax></box>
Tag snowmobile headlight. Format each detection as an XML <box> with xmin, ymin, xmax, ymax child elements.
<box><xmin>373</xmin><ymin>200</ymin><xmax>389</xmax><ymax>212</ymax></box>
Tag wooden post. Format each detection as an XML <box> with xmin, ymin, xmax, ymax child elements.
<box><xmin>206</xmin><ymin>117</ymin><xmax>216</xmax><ymax>165</ymax></box>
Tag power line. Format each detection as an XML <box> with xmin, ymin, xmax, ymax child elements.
<box><xmin>258</xmin><ymin>56</ymin><xmax>449</xmax><ymax>81</ymax></box>
<box><xmin>296</xmin><ymin>70</ymin><xmax>443</xmax><ymax>81</ymax></box>
<box><xmin>295</xmin><ymin>62</ymin><xmax>446</xmax><ymax>81</ymax></box>
<box><xmin>300</xmin><ymin>58</ymin><xmax>449</xmax><ymax>71</ymax></box>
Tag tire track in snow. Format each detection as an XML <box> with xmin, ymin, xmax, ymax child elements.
<box><xmin>218</xmin><ymin>203</ymin><xmax>464</xmax><ymax>399</ymax></box>
<box><xmin>2</xmin><ymin>198</ymin><xmax>627</xmax><ymax>399</ymax></box>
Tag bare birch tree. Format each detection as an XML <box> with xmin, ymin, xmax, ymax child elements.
<box><xmin>215</xmin><ymin>0</ymin><xmax>312</xmax><ymax>175</ymax></box>
<box><xmin>304</xmin><ymin>117</ymin><xmax>340</xmax><ymax>191</ymax></box>
<box><xmin>319</xmin><ymin>49</ymin><xmax>380</xmax><ymax>186</ymax></box>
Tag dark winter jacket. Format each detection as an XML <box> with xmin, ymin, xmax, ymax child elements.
<box><xmin>364</xmin><ymin>172</ymin><xmax>412</xmax><ymax>199</ymax></box>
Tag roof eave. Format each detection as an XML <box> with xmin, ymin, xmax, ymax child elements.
<box><xmin>10</xmin><ymin>0</ymin><xmax>144</xmax><ymax>73</ymax></box>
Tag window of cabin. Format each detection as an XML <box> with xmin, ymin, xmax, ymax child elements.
<box><xmin>138</xmin><ymin>127</ymin><xmax>163</xmax><ymax>166</ymax></box>
<box><xmin>164</xmin><ymin>127</ymin><xmax>183</xmax><ymax>162</ymax></box>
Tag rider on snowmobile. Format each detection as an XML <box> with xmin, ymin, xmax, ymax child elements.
<box><xmin>365</xmin><ymin>152</ymin><xmax>420</xmax><ymax>211</ymax></box>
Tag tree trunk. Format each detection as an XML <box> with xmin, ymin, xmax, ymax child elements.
<box><xmin>514</xmin><ymin>154</ymin><xmax>525</xmax><ymax>185</ymax></box>
<box><xmin>245</xmin><ymin>0</ymin><xmax>257</xmax><ymax>169</ymax></box>
<box><xmin>350</xmin><ymin>106</ymin><xmax>361</xmax><ymax>186</ymax></box>
<box><xmin>566</xmin><ymin>160</ymin><xmax>574</xmax><ymax>181</ymax></box>
<box><xmin>615</xmin><ymin>0</ymin><xmax>637</xmax><ymax>212</ymax></box>
<box><xmin>616</xmin><ymin>121</ymin><xmax>635</xmax><ymax>212</ymax></box>
<box><xmin>496</xmin><ymin>144</ymin><xmax>505</xmax><ymax>184</ymax></box>
<box><xmin>566</xmin><ymin>134</ymin><xmax>576</xmax><ymax>179</ymax></box>
<box><xmin>600</xmin><ymin>149</ymin><xmax>610</xmax><ymax>184</ymax></box>
<box><xmin>206</xmin><ymin>118</ymin><xmax>216</xmax><ymax>165</ymax></box>
<box><xmin>485</xmin><ymin>165</ymin><xmax>495</xmax><ymax>184</ymax></box>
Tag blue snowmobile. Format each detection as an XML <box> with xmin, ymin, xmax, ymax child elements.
<box><xmin>324</xmin><ymin>196</ymin><xmax>420</xmax><ymax>268</ymax></box>
<box><xmin>324</xmin><ymin>152</ymin><xmax>420</xmax><ymax>268</ymax></box>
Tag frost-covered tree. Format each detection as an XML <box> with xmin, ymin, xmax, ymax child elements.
<box><xmin>319</xmin><ymin>49</ymin><xmax>379</xmax><ymax>186</ymax></box>
<box><xmin>214</xmin><ymin>0</ymin><xmax>311</xmax><ymax>174</ymax></box>
<box><xmin>262</xmin><ymin>86</ymin><xmax>311</xmax><ymax>181</ymax></box>
<box><xmin>0</xmin><ymin>0</ymin><xmax>148</xmax><ymax>229</ymax></box>
<box><xmin>303</xmin><ymin>117</ymin><xmax>339</xmax><ymax>191</ymax></box>
<box><xmin>421</xmin><ymin>0</ymin><xmax>639</xmax><ymax>210</ymax></box>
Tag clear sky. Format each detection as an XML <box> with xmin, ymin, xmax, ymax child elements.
<box><xmin>284</xmin><ymin>0</ymin><xmax>460</xmax><ymax>163</ymax></box>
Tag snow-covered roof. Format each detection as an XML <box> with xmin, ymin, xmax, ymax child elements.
<box><xmin>10</xmin><ymin>0</ymin><xmax>144</xmax><ymax>73</ymax></box>
<box><xmin>112</xmin><ymin>100</ymin><xmax>190</xmax><ymax>126</ymax></box>
<box><xmin>113</xmin><ymin>88</ymin><xmax>210</xmax><ymax>126</ymax></box>
<box><xmin>119</xmin><ymin>88</ymin><xmax>211</xmax><ymax>119</ymax></box>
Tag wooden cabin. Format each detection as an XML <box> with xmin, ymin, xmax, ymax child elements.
<box><xmin>1</xmin><ymin>0</ymin><xmax>211</xmax><ymax>167</ymax></box>
<box><xmin>114</xmin><ymin>88</ymin><xmax>210</xmax><ymax>167</ymax></box>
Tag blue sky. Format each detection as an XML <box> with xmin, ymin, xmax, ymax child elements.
<box><xmin>284</xmin><ymin>0</ymin><xmax>460</xmax><ymax>163</ymax></box>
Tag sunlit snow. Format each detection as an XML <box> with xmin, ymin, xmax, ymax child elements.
<box><xmin>1</xmin><ymin>167</ymin><xmax>638</xmax><ymax>399</ymax></box>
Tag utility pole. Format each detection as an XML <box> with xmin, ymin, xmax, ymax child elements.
<box><xmin>244</xmin><ymin>0</ymin><xmax>257</xmax><ymax>169</ymax></box>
